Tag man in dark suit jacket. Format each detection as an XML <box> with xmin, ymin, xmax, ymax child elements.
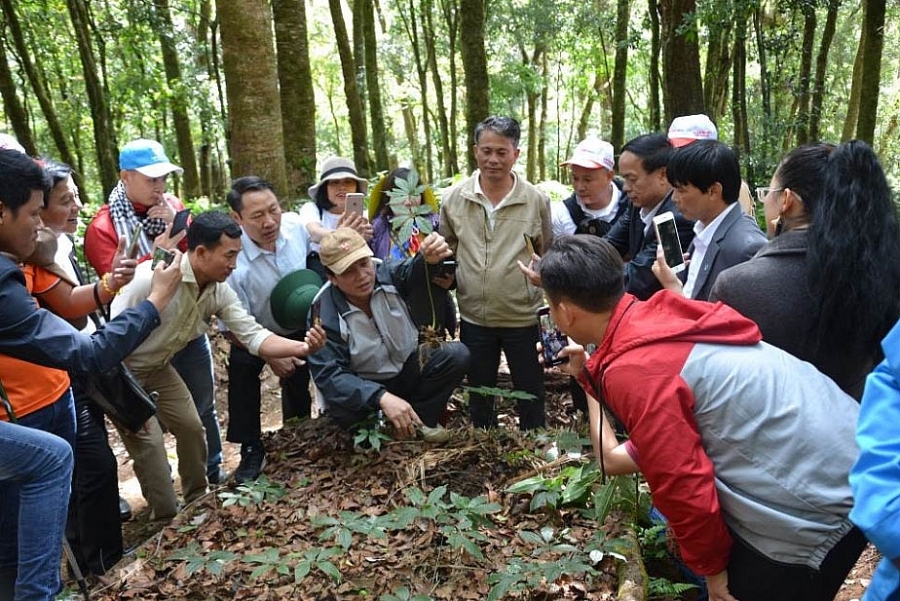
<box><xmin>654</xmin><ymin>140</ymin><xmax>766</xmax><ymax>300</ymax></box>
<box><xmin>604</xmin><ymin>133</ymin><xmax>695</xmax><ymax>300</ymax></box>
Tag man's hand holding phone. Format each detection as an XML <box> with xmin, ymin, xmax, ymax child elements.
<box><xmin>147</xmin><ymin>250</ymin><xmax>183</xmax><ymax>314</ymax></box>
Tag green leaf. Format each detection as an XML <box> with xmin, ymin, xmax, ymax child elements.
<box><xmin>294</xmin><ymin>562</ymin><xmax>311</xmax><ymax>581</ymax></box>
<box><xmin>317</xmin><ymin>560</ymin><xmax>342</xmax><ymax>581</ymax></box>
<box><xmin>517</xmin><ymin>530</ymin><xmax>544</xmax><ymax>546</ymax></box>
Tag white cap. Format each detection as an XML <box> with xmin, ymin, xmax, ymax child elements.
<box><xmin>667</xmin><ymin>114</ymin><xmax>718</xmax><ymax>147</ymax></box>
<box><xmin>561</xmin><ymin>138</ymin><xmax>615</xmax><ymax>170</ymax></box>
<box><xmin>0</xmin><ymin>134</ymin><xmax>26</xmax><ymax>154</ymax></box>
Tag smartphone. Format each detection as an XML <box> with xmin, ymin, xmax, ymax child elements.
<box><xmin>345</xmin><ymin>192</ymin><xmax>364</xmax><ymax>215</ymax></box>
<box><xmin>438</xmin><ymin>258</ymin><xmax>457</xmax><ymax>277</ymax></box>
<box><xmin>537</xmin><ymin>306</ymin><xmax>569</xmax><ymax>367</ymax></box>
<box><xmin>127</xmin><ymin>223</ymin><xmax>143</xmax><ymax>259</ymax></box>
<box><xmin>523</xmin><ymin>234</ymin><xmax>536</xmax><ymax>257</ymax></box>
<box><xmin>652</xmin><ymin>212</ymin><xmax>686</xmax><ymax>274</ymax></box>
<box><xmin>170</xmin><ymin>209</ymin><xmax>191</xmax><ymax>237</ymax></box>
<box><xmin>309</xmin><ymin>301</ymin><xmax>321</xmax><ymax>328</ymax></box>
<box><xmin>151</xmin><ymin>247</ymin><xmax>175</xmax><ymax>269</ymax></box>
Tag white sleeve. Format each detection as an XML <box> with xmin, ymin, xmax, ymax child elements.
<box><xmin>551</xmin><ymin>201</ymin><xmax>577</xmax><ymax>238</ymax></box>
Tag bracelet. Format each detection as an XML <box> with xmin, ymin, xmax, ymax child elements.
<box><xmin>100</xmin><ymin>273</ymin><xmax>121</xmax><ymax>297</ymax></box>
<box><xmin>92</xmin><ymin>281</ymin><xmax>104</xmax><ymax>308</ymax></box>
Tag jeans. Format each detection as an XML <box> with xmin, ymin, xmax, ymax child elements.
<box><xmin>327</xmin><ymin>341</ymin><xmax>471</xmax><ymax>430</ymax></box>
<box><xmin>459</xmin><ymin>321</ymin><xmax>545</xmax><ymax>430</ymax></box>
<box><xmin>66</xmin><ymin>379</ymin><xmax>122</xmax><ymax>576</ymax></box>
<box><xmin>0</xmin><ymin>421</ymin><xmax>73</xmax><ymax>601</ymax></box>
<box><xmin>226</xmin><ymin>341</ymin><xmax>311</xmax><ymax>446</ymax></box>
<box><xmin>172</xmin><ymin>335</ymin><xmax>221</xmax><ymax>477</ymax></box>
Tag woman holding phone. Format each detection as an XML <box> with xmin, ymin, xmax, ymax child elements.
<box><xmin>710</xmin><ymin>141</ymin><xmax>900</xmax><ymax>400</ymax></box>
<box><xmin>300</xmin><ymin>157</ymin><xmax>372</xmax><ymax>249</ymax></box>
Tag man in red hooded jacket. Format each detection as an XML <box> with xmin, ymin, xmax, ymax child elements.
<box><xmin>537</xmin><ymin>234</ymin><xmax>865</xmax><ymax>601</ymax></box>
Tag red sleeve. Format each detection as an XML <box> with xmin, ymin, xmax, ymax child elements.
<box><xmin>84</xmin><ymin>206</ymin><xmax>117</xmax><ymax>277</ymax></box>
<box><xmin>603</xmin><ymin>348</ymin><xmax>732</xmax><ymax>575</ymax></box>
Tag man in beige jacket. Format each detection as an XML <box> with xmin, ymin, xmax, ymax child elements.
<box><xmin>439</xmin><ymin>115</ymin><xmax>553</xmax><ymax>430</ymax></box>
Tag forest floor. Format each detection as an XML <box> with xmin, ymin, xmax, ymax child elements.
<box><xmin>67</xmin><ymin>332</ymin><xmax>878</xmax><ymax>600</ymax></box>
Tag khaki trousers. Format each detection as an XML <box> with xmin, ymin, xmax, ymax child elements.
<box><xmin>116</xmin><ymin>364</ymin><xmax>208</xmax><ymax>519</ymax></box>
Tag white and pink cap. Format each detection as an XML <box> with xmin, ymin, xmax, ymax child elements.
<box><xmin>667</xmin><ymin>114</ymin><xmax>718</xmax><ymax>148</ymax></box>
<box><xmin>561</xmin><ymin>138</ymin><xmax>615</xmax><ymax>171</ymax></box>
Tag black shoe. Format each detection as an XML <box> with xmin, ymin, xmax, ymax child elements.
<box><xmin>234</xmin><ymin>443</ymin><xmax>266</xmax><ymax>484</ymax></box>
<box><xmin>207</xmin><ymin>466</ymin><xmax>226</xmax><ymax>485</ymax></box>
<box><xmin>119</xmin><ymin>496</ymin><xmax>133</xmax><ymax>522</ymax></box>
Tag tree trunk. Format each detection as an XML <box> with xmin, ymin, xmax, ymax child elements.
<box><xmin>856</xmin><ymin>0</ymin><xmax>884</xmax><ymax>143</ymax></box>
<box><xmin>538</xmin><ymin>52</ymin><xmax>548</xmax><ymax>182</ymax></box>
<box><xmin>659</xmin><ymin>0</ymin><xmax>705</xmax><ymax>123</ymax></box>
<box><xmin>459</xmin><ymin>0</ymin><xmax>489</xmax><ymax>171</ymax></box>
<box><xmin>328</xmin><ymin>0</ymin><xmax>369</xmax><ymax>176</ymax></box>
<box><xmin>66</xmin><ymin>0</ymin><xmax>118</xmax><ymax>194</ymax></box>
<box><xmin>152</xmin><ymin>0</ymin><xmax>200</xmax><ymax>199</ymax></box>
<box><xmin>794</xmin><ymin>4</ymin><xmax>817</xmax><ymax>145</ymax></box>
<box><xmin>273</xmin><ymin>0</ymin><xmax>318</xmax><ymax>202</ymax></box>
<box><xmin>0</xmin><ymin>0</ymin><xmax>81</xmax><ymax>188</ymax></box>
<box><xmin>611</xmin><ymin>0</ymin><xmax>629</xmax><ymax>153</ymax></box>
<box><xmin>400</xmin><ymin>0</ymin><xmax>433</xmax><ymax>181</ymax></box>
<box><xmin>363</xmin><ymin>0</ymin><xmax>390</xmax><ymax>172</ymax></box>
<box><xmin>702</xmin><ymin>11</ymin><xmax>732</xmax><ymax>125</ymax></box>
<box><xmin>0</xmin><ymin>33</ymin><xmax>36</xmax><ymax>155</ymax></box>
<box><xmin>648</xmin><ymin>0</ymin><xmax>662</xmax><ymax>132</ymax></box>
<box><xmin>352</xmin><ymin>0</ymin><xmax>369</xmax><ymax>149</ymax></box>
<box><xmin>809</xmin><ymin>0</ymin><xmax>841</xmax><ymax>141</ymax></box>
<box><xmin>217</xmin><ymin>0</ymin><xmax>288</xmax><ymax>190</ymax></box>
<box><xmin>731</xmin><ymin>18</ymin><xmax>750</xmax><ymax>177</ymax></box>
<box><xmin>439</xmin><ymin>0</ymin><xmax>460</xmax><ymax>175</ymax></box>
<box><xmin>424</xmin><ymin>0</ymin><xmax>452</xmax><ymax>178</ymax></box>
<box><xmin>842</xmin><ymin>18</ymin><xmax>865</xmax><ymax>142</ymax></box>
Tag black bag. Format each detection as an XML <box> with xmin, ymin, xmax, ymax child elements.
<box><xmin>86</xmin><ymin>363</ymin><xmax>158</xmax><ymax>432</ymax></box>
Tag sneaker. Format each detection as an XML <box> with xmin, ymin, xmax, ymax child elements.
<box><xmin>234</xmin><ymin>443</ymin><xmax>266</xmax><ymax>484</ymax></box>
<box><xmin>419</xmin><ymin>424</ymin><xmax>450</xmax><ymax>444</ymax></box>
<box><xmin>119</xmin><ymin>496</ymin><xmax>133</xmax><ymax>522</ymax></box>
<box><xmin>207</xmin><ymin>466</ymin><xmax>226</xmax><ymax>485</ymax></box>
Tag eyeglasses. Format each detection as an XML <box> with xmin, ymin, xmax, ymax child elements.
<box><xmin>755</xmin><ymin>187</ymin><xmax>784</xmax><ymax>204</ymax></box>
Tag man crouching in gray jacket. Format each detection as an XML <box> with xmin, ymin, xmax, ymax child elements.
<box><xmin>308</xmin><ymin>227</ymin><xmax>470</xmax><ymax>441</ymax></box>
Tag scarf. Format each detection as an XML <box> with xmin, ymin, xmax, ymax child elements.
<box><xmin>107</xmin><ymin>181</ymin><xmax>169</xmax><ymax>257</ymax></box>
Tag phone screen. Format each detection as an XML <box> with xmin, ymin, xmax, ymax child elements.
<box><xmin>127</xmin><ymin>223</ymin><xmax>143</xmax><ymax>259</ymax></box>
<box><xmin>170</xmin><ymin>209</ymin><xmax>191</xmax><ymax>237</ymax></box>
<box><xmin>537</xmin><ymin>307</ymin><xmax>569</xmax><ymax>366</ymax></box>
<box><xmin>151</xmin><ymin>247</ymin><xmax>175</xmax><ymax>269</ymax></box>
<box><xmin>655</xmin><ymin>216</ymin><xmax>685</xmax><ymax>270</ymax></box>
<box><xmin>345</xmin><ymin>193</ymin><xmax>364</xmax><ymax>215</ymax></box>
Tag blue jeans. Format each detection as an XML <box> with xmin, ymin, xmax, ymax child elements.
<box><xmin>0</xmin><ymin>420</ymin><xmax>74</xmax><ymax>601</ymax></box>
<box><xmin>172</xmin><ymin>335</ymin><xmax>221</xmax><ymax>477</ymax></box>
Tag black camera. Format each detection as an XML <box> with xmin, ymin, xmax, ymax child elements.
<box><xmin>575</xmin><ymin>217</ymin><xmax>613</xmax><ymax>237</ymax></box>
<box><xmin>437</xmin><ymin>258</ymin><xmax>457</xmax><ymax>276</ymax></box>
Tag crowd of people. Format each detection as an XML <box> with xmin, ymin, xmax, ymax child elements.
<box><xmin>0</xmin><ymin>110</ymin><xmax>898</xmax><ymax>601</ymax></box>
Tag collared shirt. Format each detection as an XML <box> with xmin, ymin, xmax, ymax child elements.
<box><xmin>111</xmin><ymin>253</ymin><xmax>272</xmax><ymax>371</ymax></box>
<box><xmin>683</xmin><ymin>202</ymin><xmax>739</xmax><ymax>298</ymax></box>
<box><xmin>473</xmin><ymin>169</ymin><xmax>520</xmax><ymax>230</ymax></box>
<box><xmin>226</xmin><ymin>212</ymin><xmax>309</xmax><ymax>335</ymax></box>
<box><xmin>639</xmin><ymin>197</ymin><xmax>667</xmax><ymax>238</ymax></box>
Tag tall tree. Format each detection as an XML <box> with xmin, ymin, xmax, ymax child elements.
<box><xmin>794</xmin><ymin>1</ymin><xmax>817</xmax><ymax>145</ymax></box>
<box><xmin>362</xmin><ymin>0</ymin><xmax>389</xmax><ymax>172</ymax></box>
<box><xmin>841</xmin><ymin>18</ymin><xmax>865</xmax><ymax>142</ymax></box>
<box><xmin>152</xmin><ymin>0</ymin><xmax>201</xmax><ymax>198</ymax></box>
<box><xmin>66</xmin><ymin>0</ymin><xmax>118</xmax><ymax>194</ymax></box>
<box><xmin>437</xmin><ymin>0</ymin><xmax>461</xmax><ymax>175</ymax></box>
<box><xmin>424</xmin><ymin>0</ymin><xmax>454</xmax><ymax>177</ymax></box>
<box><xmin>459</xmin><ymin>0</ymin><xmax>489</xmax><ymax>171</ymax></box>
<box><xmin>273</xmin><ymin>0</ymin><xmax>318</xmax><ymax>201</ymax></box>
<box><xmin>648</xmin><ymin>0</ymin><xmax>662</xmax><ymax>132</ymax></box>
<box><xmin>659</xmin><ymin>0</ymin><xmax>704</xmax><ymax>123</ymax></box>
<box><xmin>328</xmin><ymin>0</ymin><xmax>369</xmax><ymax>175</ymax></box>
<box><xmin>702</xmin><ymin>5</ymin><xmax>733</xmax><ymax>124</ymax></box>
<box><xmin>809</xmin><ymin>0</ymin><xmax>841</xmax><ymax>141</ymax></box>
<box><xmin>217</xmin><ymin>0</ymin><xmax>288</xmax><ymax>190</ymax></box>
<box><xmin>611</xmin><ymin>0</ymin><xmax>629</xmax><ymax>153</ymax></box>
<box><xmin>0</xmin><ymin>33</ymin><xmax>37</xmax><ymax>155</ymax></box>
<box><xmin>398</xmin><ymin>0</ymin><xmax>434</xmax><ymax>181</ymax></box>
<box><xmin>856</xmin><ymin>0</ymin><xmax>885</xmax><ymax>143</ymax></box>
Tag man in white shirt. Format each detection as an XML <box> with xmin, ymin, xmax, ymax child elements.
<box><xmin>551</xmin><ymin>137</ymin><xmax>626</xmax><ymax>238</ymax></box>
<box><xmin>224</xmin><ymin>176</ymin><xmax>315</xmax><ymax>484</ymax></box>
<box><xmin>653</xmin><ymin>140</ymin><xmax>766</xmax><ymax>300</ymax></box>
<box><xmin>111</xmin><ymin>211</ymin><xmax>324</xmax><ymax>519</ymax></box>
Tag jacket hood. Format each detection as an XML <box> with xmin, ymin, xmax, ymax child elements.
<box><xmin>592</xmin><ymin>291</ymin><xmax>762</xmax><ymax>371</ymax></box>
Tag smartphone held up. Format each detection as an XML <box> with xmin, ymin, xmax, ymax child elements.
<box><xmin>537</xmin><ymin>306</ymin><xmax>569</xmax><ymax>367</ymax></box>
<box><xmin>151</xmin><ymin>247</ymin><xmax>175</xmax><ymax>269</ymax></box>
<box><xmin>652</xmin><ymin>211</ymin><xmax>686</xmax><ymax>274</ymax></box>
<box><xmin>345</xmin><ymin>193</ymin><xmax>365</xmax><ymax>216</ymax></box>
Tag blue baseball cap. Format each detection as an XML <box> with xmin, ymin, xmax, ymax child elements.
<box><xmin>119</xmin><ymin>139</ymin><xmax>183</xmax><ymax>178</ymax></box>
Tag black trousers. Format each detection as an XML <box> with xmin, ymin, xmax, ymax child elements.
<box><xmin>226</xmin><ymin>342</ymin><xmax>312</xmax><ymax>446</ymax></box>
<box><xmin>66</xmin><ymin>380</ymin><xmax>123</xmax><ymax>576</ymax></box>
<box><xmin>327</xmin><ymin>341</ymin><xmax>471</xmax><ymax>430</ymax></box>
<box><xmin>460</xmin><ymin>320</ymin><xmax>545</xmax><ymax>430</ymax></box>
<box><xmin>727</xmin><ymin>526</ymin><xmax>868</xmax><ymax>601</ymax></box>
